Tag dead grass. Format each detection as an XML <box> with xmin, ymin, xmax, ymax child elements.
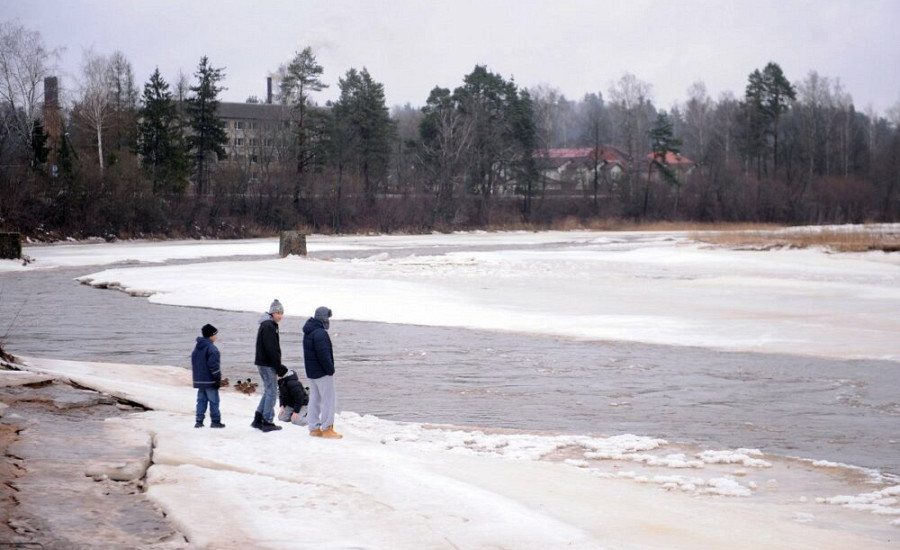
<box><xmin>690</xmin><ymin>224</ymin><xmax>900</xmax><ymax>253</ymax></box>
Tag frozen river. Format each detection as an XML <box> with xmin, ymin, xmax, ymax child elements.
<box><xmin>2</xmin><ymin>251</ymin><xmax>898</xmax><ymax>477</ymax></box>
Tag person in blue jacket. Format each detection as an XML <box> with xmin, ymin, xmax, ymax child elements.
<box><xmin>303</xmin><ymin>306</ymin><xmax>341</xmax><ymax>438</ymax></box>
<box><xmin>192</xmin><ymin>324</ymin><xmax>225</xmax><ymax>428</ymax></box>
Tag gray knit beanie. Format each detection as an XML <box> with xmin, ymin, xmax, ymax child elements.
<box><xmin>314</xmin><ymin>306</ymin><xmax>332</xmax><ymax>329</ymax></box>
<box><xmin>269</xmin><ymin>299</ymin><xmax>284</xmax><ymax>315</ymax></box>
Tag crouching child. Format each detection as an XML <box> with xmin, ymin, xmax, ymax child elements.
<box><xmin>192</xmin><ymin>324</ymin><xmax>225</xmax><ymax>428</ymax></box>
<box><xmin>277</xmin><ymin>365</ymin><xmax>309</xmax><ymax>426</ymax></box>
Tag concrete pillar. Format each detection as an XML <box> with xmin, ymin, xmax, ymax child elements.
<box><xmin>279</xmin><ymin>231</ymin><xmax>307</xmax><ymax>257</ymax></box>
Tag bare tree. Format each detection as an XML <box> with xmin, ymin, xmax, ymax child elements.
<box><xmin>0</xmin><ymin>21</ymin><xmax>58</xmax><ymax>164</ymax></box>
<box><xmin>682</xmin><ymin>81</ymin><xmax>713</xmax><ymax>164</ymax></box>
<box><xmin>77</xmin><ymin>49</ymin><xmax>113</xmax><ymax>174</ymax></box>
<box><xmin>174</xmin><ymin>69</ymin><xmax>190</xmax><ymax>102</ymax></box>
<box><xmin>608</xmin><ymin>73</ymin><xmax>654</xmax><ymax>160</ymax></box>
<box><xmin>888</xmin><ymin>96</ymin><xmax>900</xmax><ymax>129</ymax></box>
<box><xmin>608</xmin><ymin>73</ymin><xmax>654</xmax><ymax>211</ymax></box>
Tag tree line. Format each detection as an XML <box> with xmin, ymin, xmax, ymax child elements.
<box><xmin>1</xmin><ymin>20</ymin><xmax>899</xmax><ymax>240</ymax></box>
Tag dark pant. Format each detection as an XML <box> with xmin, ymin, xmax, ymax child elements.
<box><xmin>195</xmin><ymin>387</ymin><xmax>221</xmax><ymax>423</ymax></box>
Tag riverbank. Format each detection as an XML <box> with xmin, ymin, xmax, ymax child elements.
<box><xmin>2</xmin><ymin>354</ymin><xmax>898</xmax><ymax>549</ymax></box>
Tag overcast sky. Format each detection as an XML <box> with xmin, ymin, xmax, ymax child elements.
<box><xmin>7</xmin><ymin>0</ymin><xmax>900</xmax><ymax>115</ymax></box>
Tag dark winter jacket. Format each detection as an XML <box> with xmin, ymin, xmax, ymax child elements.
<box><xmin>255</xmin><ymin>313</ymin><xmax>282</xmax><ymax>369</ymax></box>
<box><xmin>278</xmin><ymin>370</ymin><xmax>309</xmax><ymax>413</ymax></box>
<box><xmin>191</xmin><ymin>336</ymin><xmax>221</xmax><ymax>389</ymax></box>
<box><xmin>302</xmin><ymin>317</ymin><xmax>334</xmax><ymax>379</ymax></box>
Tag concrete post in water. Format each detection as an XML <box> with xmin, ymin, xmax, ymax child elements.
<box><xmin>279</xmin><ymin>231</ymin><xmax>307</xmax><ymax>257</ymax></box>
<box><xmin>0</xmin><ymin>233</ymin><xmax>21</xmax><ymax>259</ymax></box>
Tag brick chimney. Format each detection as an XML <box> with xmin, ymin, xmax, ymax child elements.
<box><xmin>266</xmin><ymin>77</ymin><xmax>272</xmax><ymax>104</ymax></box>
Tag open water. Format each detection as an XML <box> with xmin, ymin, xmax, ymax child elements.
<box><xmin>2</xmin><ymin>261</ymin><xmax>898</xmax><ymax>476</ymax></box>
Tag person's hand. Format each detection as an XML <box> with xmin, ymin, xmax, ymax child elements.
<box><xmin>291</xmin><ymin>412</ymin><xmax>299</xmax><ymax>422</ymax></box>
<box><xmin>215</xmin><ymin>379</ymin><xmax>222</xmax><ymax>389</ymax></box>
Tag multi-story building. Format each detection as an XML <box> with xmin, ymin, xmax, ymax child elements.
<box><xmin>216</xmin><ymin>78</ymin><xmax>295</xmax><ymax>178</ymax></box>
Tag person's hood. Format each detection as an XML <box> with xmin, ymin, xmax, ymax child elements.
<box><xmin>258</xmin><ymin>312</ymin><xmax>275</xmax><ymax>324</ymax></box>
<box><xmin>195</xmin><ymin>336</ymin><xmax>212</xmax><ymax>349</ymax></box>
<box><xmin>303</xmin><ymin>317</ymin><xmax>325</xmax><ymax>334</ymax></box>
<box><xmin>279</xmin><ymin>370</ymin><xmax>299</xmax><ymax>383</ymax></box>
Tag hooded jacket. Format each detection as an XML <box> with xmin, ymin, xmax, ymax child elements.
<box><xmin>191</xmin><ymin>336</ymin><xmax>221</xmax><ymax>389</ymax></box>
<box><xmin>302</xmin><ymin>317</ymin><xmax>334</xmax><ymax>379</ymax></box>
<box><xmin>255</xmin><ymin>313</ymin><xmax>282</xmax><ymax>369</ymax></box>
<box><xmin>278</xmin><ymin>370</ymin><xmax>309</xmax><ymax>413</ymax></box>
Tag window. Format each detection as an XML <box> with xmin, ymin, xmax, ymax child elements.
<box><xmin>235</xmin><ymin>138</ymin><xmax>244</xmax><ymax>146</ymax></box>
<box><xmin>249</xmin><ymin>138</ymin><xmax>259</xmax><ymax>147</ymax></box>
<box><xmin>235</xmin><ymin>121</ymin><xmax>244</xmax><ymax>130</ymax></box>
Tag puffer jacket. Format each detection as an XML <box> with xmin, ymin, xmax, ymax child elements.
<box><xmin>191</xmin><ymin>336</ymin><xmax>221</xmax><ymax>389</ymax></box>
<box><xmin>302</xmin><ymin>317</ymin><xmax>334</xmax><ymax>379</ymax></box>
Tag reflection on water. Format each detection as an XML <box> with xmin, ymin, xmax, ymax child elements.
<box><xmin>2</xmin><ymin>266</ymin><xmax>898</xmax><ymax>475</ymax></box>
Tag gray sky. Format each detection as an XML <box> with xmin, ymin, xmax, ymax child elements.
<box><xmin>7</xmin><ymin>0</ymin><xmax>900</xmax><ymax>115</ymax></box>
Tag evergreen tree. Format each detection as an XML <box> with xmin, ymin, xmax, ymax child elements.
<box><xmin>332</xmin><ymin>67</ymin><xmax>394</xmax><ymax>204</ymax></box>
<box><xmin>645</xmin><ymin>111</ymin><xmax>684</xmax><ymax>216</ymax></box>
<box><xmin>137</xmin><ymin>68</ymin><xmax>189</xmax><ymax>195</ymax></box>
<box><xmin>186</xmin><ymin>56</ymin><xmax>228</xmax><ymax>196</ymax></box>
<box><xmin>760</xmin><ymin>62</ymin><xmax>796</xmax><ymax>174</ymax></box>
<box><xmin>742</xmin><ymin>69</ymin><xmax>767</xmax><ymax>179</ymax></box>
<box><xmin>743</xmin><ymin>62</ymin><xmax>796</xmax><ymax>179</ymax></box>
<box><xmin>278</xmin><ymin>47</ymin><xmax>328</xmax><ymax>209</ymax></box>
<box><xmin>453</xmin><ymin>66</ymin><xmax>536</xmax><ymax>221</ymax></box>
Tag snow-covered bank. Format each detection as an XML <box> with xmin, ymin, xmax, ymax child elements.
<box><xmin>15</xmin><ymin>357</ymin><xmax>900</xmax><ymax>549</ymax></box>
<box><xmin>58</xmin><ymin>229</ymin><xmax>900</xmax><ymax>361</ymax></box>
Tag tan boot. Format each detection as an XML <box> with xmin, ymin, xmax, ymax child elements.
<box><xmin>309</xmin><ymin>428</ymin><xmax>323</xmax><ymax>437</ymax></box>
<box><xmin>320</xmin><ymin>426</ymin><xmax>343</xmax><ymax>439</ymax></box>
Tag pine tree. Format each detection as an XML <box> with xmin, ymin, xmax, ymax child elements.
<box><xmin>645</xmin><ymin>111</ymin><xmax>684</xmax><ymax>216</ymax></box>
<box><xmin>278</xmin><ymin>47</ymin><xmax>328</xmax><ymax>210</ymax></box>
<box><xmin>137</xmin><ymin>68</ymin><xmax>189</xmax><ymax>195</ymax></box>
<box><xmin>186</xmin><ymin>56</ymin><xmax>228</xmax><ymax>196</ymax></box>
<box><xmin>760</xmin><ymin>62</ymin><xmax>796</xmax><ymax>174</ymax></box>
<box><xmin>332</xmin><ymin>68</ymin><xmax>394</xmax><ymax>205</ymax></box>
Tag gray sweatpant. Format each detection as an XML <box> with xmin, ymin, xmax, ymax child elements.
<box><xmin>306</xmin><ymin>375</ymin><xmax>336</xmax><ymax>431</ymax></box>
<box><xmin>278</xmin><ymin>405</ymin><xmax>308</xmax><ymax>426</ymax></box>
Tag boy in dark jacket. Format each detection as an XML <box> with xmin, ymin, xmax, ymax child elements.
<box><xmin>192</xmin><ymin>324</ymin><xmax>225</xmax><ymax>428</ymax></box>
<box><xmin>303</xmin><ymin>306</ymin><xmax>341</xmax><ymax>438</ymax></box>
<box><xmin>277</xmin><ymin>366</ymin><xmax>309</xmax><ymax>425</ymax></box>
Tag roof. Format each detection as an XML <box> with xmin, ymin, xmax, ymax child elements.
<box><xmin>216</xmin><ymin>102</ymin><xmax>292</xmax><ymax>122</ymax></box>
<box><xmin>647</xmin><ymin>151</ymin><xmax>694</xmax><ymax>166</ymax></box>
<box><xmin>536</xmin><ymin>147</ymin><xmax>627</xmax><ymax>166</ymax></box>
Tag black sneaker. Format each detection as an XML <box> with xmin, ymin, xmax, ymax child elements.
<box><xmin>194</xmin><ymin>421</ymin><xmax>203</xmax><ymax>428</ymax></box>
<box><xmin>210</xmin><ymin>421</ymin><xmax>226</xmax><ymax>428</ymax></box>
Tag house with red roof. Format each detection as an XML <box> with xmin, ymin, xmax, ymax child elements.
<box><xmin>535</xmin><ymin>147</ymin><xmax>627</xmax><ymax>194</ymax></box>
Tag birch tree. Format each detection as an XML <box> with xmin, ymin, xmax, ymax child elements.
<box><xmin>78</xmin><ymin>49</ymin><xmax>113</xmax><ymax>174</ymax></box>
<box><xmin>0</xmin><ymin>21</ymin><xmax>57</xmax><ymax>165</ymax></box>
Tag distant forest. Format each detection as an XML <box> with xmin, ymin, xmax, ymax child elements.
<box><xmin>2</xmin><ymin>20</ymin><xmax>899</xmax><ymax>240</ymax></box>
